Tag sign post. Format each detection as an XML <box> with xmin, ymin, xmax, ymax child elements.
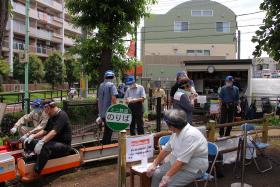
<box><xmin>105</xmin><ymin>104</ymin><xmax>132</xmax><ymax>187</ymax></box>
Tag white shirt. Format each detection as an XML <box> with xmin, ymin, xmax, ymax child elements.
<box><xmin>163</xmin><ymin>124</ymin><xmax>209</xmax><ymax>173</ymax></box>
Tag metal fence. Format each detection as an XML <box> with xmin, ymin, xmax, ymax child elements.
<box><xmin>0</xmin><ymin>88</ymin><xmax>96</xmax><ymax>113</ymax></box>
<box><xmin>62</xmin><ymin>100</ymin><xmax>99</xmax><ymax>136</ymax></box>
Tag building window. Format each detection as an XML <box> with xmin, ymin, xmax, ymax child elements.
<box><xmin>191</xmin><ymin>10</ymin><xmax>213</xmax><ymax>17</ymax></box>
<box><xmin>174</xmin><ymin>21</ymin><xmax>188</xmax><ymax>32</ymax></box>
<box><xmin>256</xmin><ymin>64</ymin><xmax>269</xmax><ymax>70</ymax></box>
<box><xmin>216</xmin><ymin>22</ymin><xmax>230</xmax><ymax>32</ymax></box>
<box><xmin>187</xmin><ymin>50</ymin><xmax>210</xmax><ymax>56</ymax></box>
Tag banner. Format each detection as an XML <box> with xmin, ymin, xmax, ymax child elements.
<box><xmin>126</xmin><ymin>40</ymin><xmax>136</xmax><ymax>57</ymax></box>
<box><xmin>126</xmin><ymin>134</ymin><xmax>154</xmax><ymax>162</ymax></box>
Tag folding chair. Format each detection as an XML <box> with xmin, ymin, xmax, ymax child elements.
<box><xmin>158</xmin><ymin>135</ymin><xmax>171</xmax><ymax>151</ymax></box>
<box><xmin>193</xmin><ymin>142</ymin><xmax>219</xmax><ymax>187</ymax></box>
<box><xmin>240</xmin><ymin>123</ymin><xmax>272</xmax><ymax>173</ymax></box>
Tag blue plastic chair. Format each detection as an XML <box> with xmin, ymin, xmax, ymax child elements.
<box><xmin>194</xmin><ymin>142</ymin><xmax>219</xmax><ymax>187</ymax></box>
<box><xmin>158</xmin><ymin>135</ymin><xmax>171</xmax><ymax>150</ymax></box>
<box><xmin>240</xmin><ymin>123</ymin><xmax>272</xmax><ymax>173</ymax></box>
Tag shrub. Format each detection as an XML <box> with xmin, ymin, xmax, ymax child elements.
<box><xmin>269</xmin><ymin>115</ymin><xmax>280</xmax><ymax>126</ymax></box>
<box><xmin>1</xmin><ymin>111</ymin><xmax>24</xmax><ymax>135</ymax></box>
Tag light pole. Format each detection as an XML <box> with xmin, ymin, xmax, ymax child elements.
<box><xmin>24</xmin><ymin>0</ymin><xmax>30</xmax><ymax>114</ymax></box>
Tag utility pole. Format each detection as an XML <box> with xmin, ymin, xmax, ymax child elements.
<box><xmin>134</xmin><ymin>22</ymin><xmax>137</xmax><ymax>80</ymax></box>
<box><xmin>238</xmin><ymin>30</ymin><xmax>241</xmax><ymax>60</ymax></box>
<box><xmin>24</xmin><ymin>0</ymin><xmax>30</xmax><ymax>114</ymax></box>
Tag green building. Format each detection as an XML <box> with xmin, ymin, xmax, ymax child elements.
<box><xmin>141</xmin><ymin>0</ymin><xmax>238</xmax><ymax>86</ymax></box>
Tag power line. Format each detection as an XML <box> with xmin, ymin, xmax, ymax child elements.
<box><xmin>139</xmin><ymin>31</ymin><xmax>256</xmax><ymax>41</ymax></box>
<box><xmin>138</xmin><ymin>24</ymin><xmax>263</xmax><ymax>34</ymax></box>
<box><xmin>141</xmin><ymin>11</ymin><xmax>264</xmax><ymax>29</ymax></box>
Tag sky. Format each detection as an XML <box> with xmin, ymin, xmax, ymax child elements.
<box><xmin>137</xmin><ymin>0</ymin><xmax>267</xmax><ymax>59</ymax></box>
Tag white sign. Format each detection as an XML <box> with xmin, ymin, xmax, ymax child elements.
<box><xmin>197</xmin><ymin>95</ymin><xmax>207</xmax><ymax>104</ymax></box>
<box><xmin>126</xmin><ymin>134</ymin><xmax>154</xmax><ymax>162</ymax></box>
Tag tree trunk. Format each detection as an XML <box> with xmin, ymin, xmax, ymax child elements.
<box><xmin>0</xmin><ymin>0</ymin><xmax>9</xmax><ymax>58</ymax></box>
<box><xmin>98</xmin><ymin>47</ymin><xmax>113</xmax><ymax>83</ymax></box>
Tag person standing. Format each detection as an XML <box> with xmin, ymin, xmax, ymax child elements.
<box><xmin>98</xmin><ymin>70</ymin><xmax>118</xmax><ymax>145</ymax></box>
<box><xmin>173</xmin><ymin>80</ymin><xmax>194</xmax><ymax>125</ymax></box>
<box><xmin>124</xmin><ymin>75</ymin><xmax>146</xmax><ymax>136</ymax></box>
<box><xmin>170</xmin><ymin>71</ymin><xmax>196</xmax><ymax>103</ymax></box>
<box><xmin>153</xmin><ymin>81</ymin><xmax>167</xmax><ymax>111</ymax></box>
<box><xmin>22</xmin><ymin>100</ymin><xmax>72</xmax><ymax>182</ymax></box>
<box><xmin>219</xmin><ymin>76</ymin><xmax>241</xmax><ymax>137</ymax></box>
<box><xmin>10</xmin><ymin>98</ymin><xmax>49</xmax><ymax>138</ymax></box>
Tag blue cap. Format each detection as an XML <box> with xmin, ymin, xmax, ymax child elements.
<box><xmin>225</xmin><ymin>76</ymin><xmax>233</xmax><ymax>81</ymax></box>
<box><xmin>104</xmin><ymin>70</ymin><xmax>115</xmax><ymax>78</ymax></box>
<box><xmin>176</xmin><ymin>71</ymin><xmax>187</xmax><ymax>78</ymax></box>
<box><xmin>126</xmin><ymin>75</ymin><xmax>135</xmax><ymax>85</ymax></box>
<box><xmin>30</xmin><ymin>98</ymin><xmax>43</xmax><ymax>108</ymax></box>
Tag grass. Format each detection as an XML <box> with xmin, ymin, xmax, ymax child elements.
<box><xmin>0</xmin><ymin>90</ymin><xmax>68</xmax><ymax>104</ymax></box>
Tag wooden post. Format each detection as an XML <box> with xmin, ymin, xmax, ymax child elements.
<box><xmin>60</xmin><ymin>90</ymin><xmax>63</xmax><ymax>101</ymax></box>
<box><xmin>262</xmin><ymin>114</ymin><xmax>269</xmax><ymax>143</ymax></box>
<box><xmin>208</xmin><ymin>120</ymin><xmax>216</xmax><ymax>142</ymax></box>
<box><xmin>118</xmin><ymin>130</ymin><xmax>127</xmax><ymax>187</ymax></box>
<box><xmin>156</xmin><ymin>97</ymin><xmax>161</xmax><ymax>132</ymax></box>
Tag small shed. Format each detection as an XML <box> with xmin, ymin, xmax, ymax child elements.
<box><xmin>183</xmin><ymin>59</ymin><xmax>253</xmax><ymax>97</ymax></box>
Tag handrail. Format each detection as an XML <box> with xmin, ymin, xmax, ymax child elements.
<box><xmin>208</xmin><ymin>118</ymin><xmax>264</xmax><ymax>130</ymax></box>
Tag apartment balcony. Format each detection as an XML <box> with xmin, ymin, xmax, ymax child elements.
<box><xmin>37</xmin><ymin>0</ymin><xmax>62</xmax><ymax>13</ymax></box>
<box><xmin>13</xmin><ymin>42</ymin><xmax>25</xmax><ymax>51</ymax></box>
<box><xmin>13</xmin><ymin>2</ymin><xmax>38</xmax><ymax>19</ymax></box>
<box><xmin>52</xmin><ymin>33</ymin><xmax>63</xmax><ymax>43</ymax></box>
<box><xmin>64</xmin><ymin>21</ymin><xmax>82</xmax><ymax>34</ymax></box>
<box><xmin>64</xmin><ymin>36</ymin><xmax>74</xmax><ymax>46</ymax></box>
<box><xmin>2</xmin><ymin>41</ymin><xmax>9</xmax><ymax>51</ymax></box>
<box><xmin>13</xmin><ymin>20</ymin><xmax>62</xmax><ymax>43</ymax></box>
<box><xmin>52</xmin><ymin>17</ymin><xmax>63</xmax><ymax>27</ymax></box>
<box><xmin>12</xmin><ymin>42</ymin><xmax>58</xmax><ymax>57</ymax></box>
<box><xmin>13</xmin><ymin>21</ymin><xmax>26</xmax><ymax>35</ymax></box>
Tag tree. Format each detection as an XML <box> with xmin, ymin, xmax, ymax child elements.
<box><xmin>252</xmin><ymin>0</ymin><xmax>280</xmax><ymax>61</ymax></box>
<box><xmin>64</xmin><ymin>55</ymin><xmax>80</xmax><ymax>88</ymax></box>
<box><xmin>44</xmin><ymin>52</ymin><xmax>65</xmax><ymax>89</ymax></box>
<box><xmin>0</xmin><ymin>58</ymin><xmax>9</xmax><ymax>78</ymax></box>
<box><xmin>0</xmin><ymin>0</ymin><xmax>10</xmax><ymax>57</ymax></box>
<box><xmin>65</xmin><ymin>0</ymin><xmax>156</xmax><ymax>83</ymax></box>
<box><xmin>0</xmin><ymin>58</ymin><xmax>9</xmax><ymax>89</ymax></box>
<box><xmin>13</xmin><ymin>54</ymin><xmax>44</xmax><ymax>83</ymax></box>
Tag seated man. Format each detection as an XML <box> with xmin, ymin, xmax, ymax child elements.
<box><xmin>10</xmin><ymin>98</ymin><xmax>49</xmax><ymax>138</ymax></box>
<box><xmin>22</xmin><ymin>99</ymin><xmax>72</xmax><ymax>182</ymax></box>
<box><xmin>147</xmin><ymin>109</ymin><xmax>208</xmax><ymax>187</ymax></box>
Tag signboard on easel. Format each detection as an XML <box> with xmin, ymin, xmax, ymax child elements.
<box><xmin>126</xmin><ymin>134</ymin><xmax>154</xmax><ymax>162</ymax></box>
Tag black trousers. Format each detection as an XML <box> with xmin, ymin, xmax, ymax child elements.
<box><xmin>219</xmin><ymin>103</ymin><xmax>235</xmax><ymax>137</ymax></box>
<box><xmin>101</xmin><ymin>118</ymin><xmax>113</xmax><ymax>145</ymax></box>
<box><xmin>25</xmin><ymin>140</ymin><xmax>71</xmax><ymax>174</ymax></box>
<box><xmin>128</xmin><ymin>102</ymin><xmax>144</xmax><ymax>136</ymax></box>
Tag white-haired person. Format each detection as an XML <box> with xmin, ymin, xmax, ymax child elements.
<box><xmin>147</xmin><ymin>109</ymin><xmax>208</xmax><ymax>187</ymax></box>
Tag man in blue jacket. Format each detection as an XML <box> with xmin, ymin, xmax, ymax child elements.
<box><xmin>98</xmin><ymin>70</ymin><xmax>118</xmax><ymax>144</ymax></box>
<box><xmin>219</xmin><ymin>76</ymin><xmax>241</xmax><ymax>137</ymax></box>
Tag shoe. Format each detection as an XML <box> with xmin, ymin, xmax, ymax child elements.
<box><xmin>23</xmin><ymin>153</ymin><xmax>37</xmax><ymax>163</ymax></box>
<box><xmin>21</xmin><ymin>172</ymin><xmax>40</xmax><ymax>183</ymax></box>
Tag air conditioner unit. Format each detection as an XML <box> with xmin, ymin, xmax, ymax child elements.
<box><xmin>46</xmin><ymin>41</ymin><xmax>51</xmax><ymax>46</ymax></box>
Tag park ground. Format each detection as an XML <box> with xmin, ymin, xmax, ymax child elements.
<box><xmin>5</xmin><ymin>132</ymin><xmax>280</xmax><ymax>187</ymax></box>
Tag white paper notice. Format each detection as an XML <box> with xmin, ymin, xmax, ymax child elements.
<box><xmin>126</xmin><ymin>134</ymin><xmax>154</xmax><ymax>162</ymax></box>
<box><xmin>197</xmin><ymin>96</ymin><xmax>207</xmax><ymax>104</ymax></box>
<box><xmin>132</xmin><ymin>163</ymin><xmax>153</xmax><ymax>173</ymax></box>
